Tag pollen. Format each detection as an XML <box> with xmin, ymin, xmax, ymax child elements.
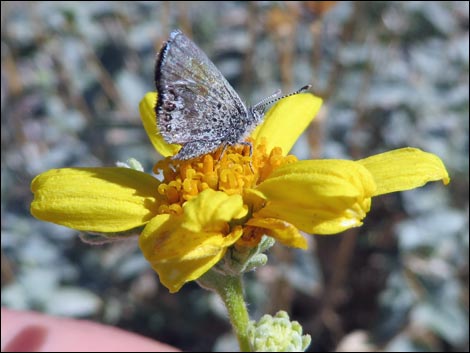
<box><xmin>153</xmin><ymin>138</ymin><xmax>297</xmax><ymax>215</ymax></box>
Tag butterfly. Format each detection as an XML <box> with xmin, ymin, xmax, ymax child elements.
<box><xmin>155</xmin><ymin>30</ymin><xmax>310</xmax><ymax>160</ymax></box>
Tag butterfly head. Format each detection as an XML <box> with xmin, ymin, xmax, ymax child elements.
<box><xmin>249</xmin><ymin>105</ymin><xmax>266</xmax><ymax>125</ymax></box>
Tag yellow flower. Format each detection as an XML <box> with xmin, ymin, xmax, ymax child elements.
<box><xmin>31</xmin><ymin>92</ymin><xmax>450</xmax><ymax>292</ymax></box>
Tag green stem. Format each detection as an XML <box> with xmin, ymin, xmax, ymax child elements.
<box><xmin>198</xmin><ymin>271</ymin><xmax>251</xmax><ymax>351</ymax></box>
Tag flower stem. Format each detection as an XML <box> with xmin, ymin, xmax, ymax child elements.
<box><xmin>219</xmin><ymin>276</ymin><xmax>251</xmax><ymax>351</ymax></box>
<box><xmin>198</xmin><ymin>272</ymin><xmax>251</xmax><ymax>351</ymax></box>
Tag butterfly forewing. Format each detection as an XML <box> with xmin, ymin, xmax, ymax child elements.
<box><xmin>155</xmin><ymin>30</ymin><xmax>247</xmax><ymax>146</ymax></box>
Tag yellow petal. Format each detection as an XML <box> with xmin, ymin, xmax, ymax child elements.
<box><xmin>246</xmin><ymin>217</ymin><xmax>308</xmax><ymax>249</ymax></box>
<box><xmin>139</xmin><ymin>92</ymin><xmax>181</xmax><ymax>157</ymax></box>
<box><xmin>152</xmin><ymin>253</ymin><xmax>228</xmax><ymax>293</ymax></box>
<box><xmin>139</xmin><ymin>190</ymin><xmax>246</xmax><ymax>292</ymax></box>
<box><xmin>140</xmin><ymin>215</ymin><xmax>243</xmax><ymax>293</ymax></box>
<box><xmin>357</xmin><ymin>148</ymin><xmax>450</xmax><ymax>196</ymax></box>
<box><xmin>251</xmin><ymin>93</ymin><xmax>323</xmax><ymax>155</ymax></box>
<box><xmin>255</xmin><ymin>160</ymin><xmax>376</xmax><ymax>234</ymax></box>
<box><xmin>31</xmin><ymin>168</ymin><xmax>161</xmax><ymax>232</ymax></box>
<box><xmin>182</xmin><ymin>189</ymin><xmax>248</xmax><ymax>233</ymax></box>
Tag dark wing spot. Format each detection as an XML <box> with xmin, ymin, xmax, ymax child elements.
<box><xmin>164</xmin><ymin>102</ymin><xmax>176</xmax><ymax>111</ymax></box>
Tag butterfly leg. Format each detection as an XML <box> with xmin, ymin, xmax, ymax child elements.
<box><xmin>215</xmin><ymin>141</ymin><xmax>252</xmax><ymax>161</ymax></box>
<box><xmin>216</xmin><ymin>143</ymin><xmax>229</xmax><ymax>162</ymax></box>
<box><xmin>237</xmin><ymin>141</ymin><xmax>254</xmax><ymax>173</ymax></box>
<box><xmin>238</xmin><ymin>141</ymin><xmax>253</xmax><ymax>157</ymax></box>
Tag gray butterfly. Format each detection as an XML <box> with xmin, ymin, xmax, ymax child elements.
<box><xmin>155</xmin><ymin>30</ymin><xmax>309</xmax><ymax>160</ymax></box>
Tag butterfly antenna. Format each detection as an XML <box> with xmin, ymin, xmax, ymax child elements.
<box><xmin>252</xmin><ymin>84</ymin><xmax>312</xmax><ymax>112</ymax></box>
<box><xmin>252</xmin><ymin>89</ymin><xmax>282</xmax><ymax>111</ymax></box>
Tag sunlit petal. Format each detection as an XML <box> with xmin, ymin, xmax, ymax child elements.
<box><xmin>255</xmin><ymin>160</ymin><xmax>376</xmax><ymax>234</ymax></box>
<box><xmin>358</xmin><ymin>148</ymin><xmax>450</xmax><ymax>196</ymax></box>
<box><xmin>251</xmin><ymin>93</ymin><xmax>323</xmax><ymax>155</ymax></box>
<box><xmin>31</xmin><ymin>168</ymin><xmax>161</xmax><ymax>232</ymax></box>
<box><xmin>139</xmin><ymin>92</ymin><xmax>181</xmax><ymax>157</ymax></box>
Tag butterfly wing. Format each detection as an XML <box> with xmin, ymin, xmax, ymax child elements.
<box><xmin>155</xmin><ymin>30</ymin><xmax>248</xmax><ymax>149</ymax></box>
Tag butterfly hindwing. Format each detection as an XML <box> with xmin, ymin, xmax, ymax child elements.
<box><xmin>155</xmin><ymin>30</ymin><xmax>248</xmax><ymax>151</ymax></box>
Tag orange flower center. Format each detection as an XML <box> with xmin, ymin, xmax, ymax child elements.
<box><xmin>153</xmin><ymin>138</ymin><xmax>297</xmax><ymax>217</ymax></box>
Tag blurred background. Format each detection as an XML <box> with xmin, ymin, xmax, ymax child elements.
<box><xmin>1</xmin><ymin>1</ymin><xmax>468</xmax><ymax>351</ymax></box>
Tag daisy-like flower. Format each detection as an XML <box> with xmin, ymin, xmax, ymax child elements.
<box><xmin>31</xmin><ymin>92</ymin><xmax>450</xmax><ymax>293</ymax></box>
